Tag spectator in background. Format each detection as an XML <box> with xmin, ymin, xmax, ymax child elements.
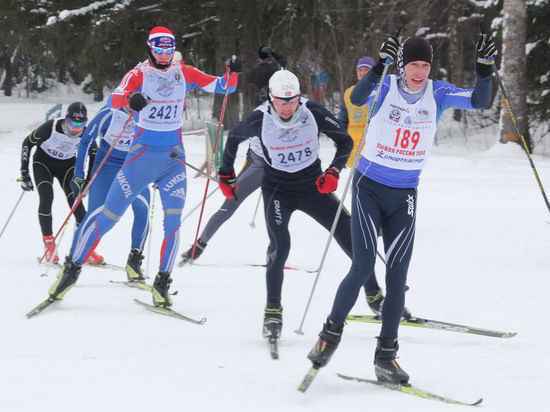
<box><xmin>242</xmin><ymin>46</ymin><xmax>285</xmax><ymax>113</ymax></box>
<box><xmin>310</xmin><ymin>66</ymin><xmax>329</xmax><ymax>104</ymax></box>
<box><xmin>339</xmin><ymin>56</ymin><xmax>376</xmax><ymax>167</ymax></box>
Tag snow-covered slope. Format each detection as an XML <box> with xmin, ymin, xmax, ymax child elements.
<box><xmin>1</xmin><ymin>98</ymin><xmax>549</xmax><ymax>412</ymax></box>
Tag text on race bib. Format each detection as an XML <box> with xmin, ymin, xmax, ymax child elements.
<box><xmin>276</xmin><ymin>147</ymin><xmax>312</xmax><ymax>165</ymax></box>
<box><xmin>147</xmin><ymin>104</ymin><xmax>179</xmax><ymax>121</ymax></box>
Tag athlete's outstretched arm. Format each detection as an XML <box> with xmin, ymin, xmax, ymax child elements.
<box><xmin>434</xmin><ymin>75</ymin><xmax>493</xmax><ymax>117</ymax></box>
<box><xmin>182</xmin><ymin>64</ymin><xmax>238</xmax><ymax>95</ymax></box>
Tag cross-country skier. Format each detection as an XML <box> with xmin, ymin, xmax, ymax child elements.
<box><xmin>19</xmin><ymin>102</ymin><xmax>103</xmax><ymax>264</ymax></box>
<box><xmin>217</xmin><ymin>69</ymin><xmax>384</xmax><ymax>346</ymax></box>
<box><xmin>307</xmin><ymin>34</ymin><xmax>497</xmax><ymax>384</ymax></box>
<box><xmin>339</xmin><ymin>55</ymin><xmax>376</xmax><ymax>168</ymax></box>
<box><xmin>73</xmin><ymin>98</ymin><xmax>151</xmax><ymax>282</ymax></box>
<box><xmin>179</xmin><ymin>46</ymin><xmax>286</xmax><ymax>265</ymax></box>
<box><xmin>46</xmin><ymin>26</ymin><xmax>239</xmax><ymax>307</ymax></box>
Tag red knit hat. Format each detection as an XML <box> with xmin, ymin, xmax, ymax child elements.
<box><xmin>148</xmin><ymin>26</ymin><xmax>175</xmax><ymax>41</ymax></box>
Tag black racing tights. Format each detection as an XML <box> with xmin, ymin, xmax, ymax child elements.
<box><xmin>32</xmin><ymin>150</ymin><xmax>86</xmax><ymax>236</ymax></box>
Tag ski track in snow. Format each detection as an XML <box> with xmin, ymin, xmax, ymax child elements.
<box><xmin>0</xmin><ymin>98</ymin><xmax>549</xmax><ymax>412</ymax></box>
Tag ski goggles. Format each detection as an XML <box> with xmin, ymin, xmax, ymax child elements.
<box><xmin>148</xmin><ymin>37</ymin><xmax>176</xmax><ymax>55</ymax></box>
<box><xmin>150</xmin><ymin>45</ymin><xmax>175</xmax><ymax>55</ymax></box>
<box><xmin>66</xmin><ymin>116</ymin><xmax>86</xmax><ymax>132</ymax></box>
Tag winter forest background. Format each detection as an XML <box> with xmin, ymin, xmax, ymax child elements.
<box><xmin>0</xmin><ymin>0</ymin><xmax>548</xmax><ymax>154</ymax></box>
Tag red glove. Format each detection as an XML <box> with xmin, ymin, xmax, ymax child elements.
<box><xmin>218</xmin><ymin>169</ymin><xmax>237</xmax><ymax>199</ymax></box>
<box><xmin>316</xmin><ymin>167</ymin><xmax>339</xmax><ymax>194</ymax></box>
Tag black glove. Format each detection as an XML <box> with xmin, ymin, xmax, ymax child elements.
<box><xmin>476</xmin><ymin>34</ymin><xmax>497</xmax><ymax>77</ymax></box>
<box><xmin>19</xmin><ymin>171</ymin><xmax>33</xmax><ymax>191</ymax></box>
<box><xmin>129</xmin><ymin>92</ymin><xmax>149</xmax><ymax>112</ymax></box>
<box><xmin>226</xmin><ymin>55</ymin><xmax>242</xmax><ymax>73</ymax></box>
<box><xmin>379</xmin><ymin>35</ymin><xmax>400</xmax><ymax>65</ymax></box>
<box><xmin>70</xmin><ymin>176</ymin><xmax>86</xmax><ymax>198</ymax></box>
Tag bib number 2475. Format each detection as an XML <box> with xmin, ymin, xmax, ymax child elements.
<box><xmin>394</xmin><ymin>128</ymin><xmax>421</xmax><ymax>149</ymax></box>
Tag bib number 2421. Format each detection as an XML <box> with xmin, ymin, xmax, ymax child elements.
<box><xmin>394</xmin><ymin>128</ymin><xmax>421</xmax><ymax>149</ymax></box>
<box><xmin>148</xmin><ymin>104</ymin><xmax>178</xmax><ymax>120</ymax></box>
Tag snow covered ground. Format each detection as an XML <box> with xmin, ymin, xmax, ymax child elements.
<box><xmin>1</xmin><ymin>97</ymin><xmax>549</xmax><ymax>412</ymax></box>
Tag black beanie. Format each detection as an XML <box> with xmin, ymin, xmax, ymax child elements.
<box><xmin>401</xmin><ymin>37</ymin><xmax>433</xmax><ymax>66</ymax></box>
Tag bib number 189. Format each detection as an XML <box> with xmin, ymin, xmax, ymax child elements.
<box><xmin>393</xmin><ymin>128</ymin><xmax>420</xmax><ymax>149</ymax></box>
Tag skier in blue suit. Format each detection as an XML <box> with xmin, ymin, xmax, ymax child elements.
<box><xmin>47</xmin><ymin>26</ymin><xmax>239</xmax><ymax>308</ymax></box>
<box><xmin>307</xmin><ymin>34</ymin><xmax>497</xmax><ymax>384</ymax></box>
<box><xmin>72</xmin><ymin>98</ymin><xmax>151</xmax><ymax>281</ymax></box>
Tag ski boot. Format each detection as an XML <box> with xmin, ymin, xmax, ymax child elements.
<box><xmin>86</xmin><ymin>249</ymin><xmax>105</xmax><ymax>266</ymax></box>
<box><xmin>48</xmin><ymin>257</ymin><xmax>82</xmax><ymax>300</ymax></box>
<box><xmin>151</xmin><ymin>272</ymin><xmax>173</xmax><ymax>308</ymax></box>
<box><xmin>366</xmin><ymin>289</ymin><xmax>412</xmax><ymax>320</ymax></box>
<box><xmin>262</xmin><ymin>304</ymin><xmax>283</xmax><ymax>340</ymax></box>
<box><xmin>126</xmin><ymin>249</ymin><xmax>145</xmax><ymax>282</ymax></box>
<box><xmin>374</xmin><ymin>337</ymin><xmax>410</xmax><ymax>384</ymax></box>
<box><xmin>180</xmin><ymin>239</ymin><xmax>207</xmax><ymax>265</ymax></box>
<box><xmin>42</xmin><ymin>235</ymin><xmax>59</xmax><ymax>264</ymax></box>
<box><xmin>307</xmin><ymin>319</ymin><xmax>344</xmax><ymax>368</ymax></box>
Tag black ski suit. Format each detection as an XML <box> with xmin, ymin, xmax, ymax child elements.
<box><xmin>221</xmin><ymin>99</ymin><xmax>382</xmax><ymax>307</ymax></box>
<box><xmin>20</xmin><ymin>117</ymin><xmax>95</xmax><ymax>236</ymax></box>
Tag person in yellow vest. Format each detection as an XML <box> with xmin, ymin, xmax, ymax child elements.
<box><xmin>339</xmin><ymin>56</ymin><xmax>376</xmax><ymax>168</ymax></box>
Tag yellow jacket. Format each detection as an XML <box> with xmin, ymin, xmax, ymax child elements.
<box><xmin>343</xmin><ymin>85</ymin><xmax>369</xmax><ymax>168</ymax></box>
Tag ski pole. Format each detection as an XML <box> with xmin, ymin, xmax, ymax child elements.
<box><xmin>181</xmin><ymin>186</ymin><xmax>219</xmax><ymax>224</ymax></box>
<box><xmin>38</xmin><ymin>115</ymin><xmax>134</xmax><ymax>264</ymax></box>
<box><xmin>145</xmin><ymin>186</ymin><xmax>157</xmax><ymax>279</ymax></box>
<box><xmin>172</xmin><ymin>156</ymin><xmax>219</xmax><ymax>183</ymax></box>
<box><xmin>295</xmin><ymin>62</ymin><xmax>392</xmax><ymax>336</ymax></box>
<box><xmin>190</xmin><ymin>64</ymin><xmax>233</xmax><ymax>259</ymax></box>
<box><xmin>495</xmin><ymin>70</ymin><xmax>550</xmax><ymax>214</ymax></box>
<box><xmin>0</xmin><ymin>190</ymin><xmax>25</xmax><ymax>241</ymax></box>
<box><xmin>249</xmin><ymin>190</ymin><xmax>262</xmax><ymax>228</ymax></box>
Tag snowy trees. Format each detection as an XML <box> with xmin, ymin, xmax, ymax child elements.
<box><xmin>0</xmin><ymin>0</ymin><xmax>546</xmax><ymax>153</ymax></box>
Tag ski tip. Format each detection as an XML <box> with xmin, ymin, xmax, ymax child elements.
<box><xmin>472</xmin><ymin>398</ymin><xmax>483</xmax><ymax>406</ymax></box>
